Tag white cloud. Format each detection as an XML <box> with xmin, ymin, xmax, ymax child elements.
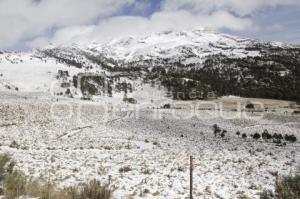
<box><xmin>161</xmin><ymin>0</ymin><xmax>300</xmax><ymax>16</ymax></box>
<box><xmin>2</xmin><ymin>0</ymin><xmax>299</xmax><ymax>49</ymax></box>
<box><xmin>0</xmin><ymin>0</ymin><xmax>135</xmax><ymax>48</ymax></box>
<box><xmin>26</xmin><ymin>10</ymin><xmax>254</xmax><ymax>48</ymax></box>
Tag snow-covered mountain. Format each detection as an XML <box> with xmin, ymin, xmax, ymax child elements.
<box><xmin>89</xmin><ymin>29</ymin><xmax>260</xmax><ymax>65</ymax></box>
<box><xmin>41</xmin><ymin>29</ymin><xmax>265</xmax><ymax>68</ymax></box>
<box><xmin>0</xmin><ymin>29</ymin><xmax>299</xmax><ymax>101</ymax></box>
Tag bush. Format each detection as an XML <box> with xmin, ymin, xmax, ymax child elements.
<box><xmin>123</xmin><ymin>97</ymin><xmax>137</xmax><ymax>104</ymax></box>
<box><xmin>79</xmin><ymin>180</ymin><xmax>113</xmax><ymax>199</ymax></box>
<box><xmin>293</xmin><ymin>110</ymin><xmax>300</xmax><ymax>115</ymax></box>
<box><xmin>273</xmin><ymin>133</ymin><xmax>283</xmax><ymax>140</ymax></box>
<box><xmin>9</xmin><ymin>140</ymin><xmax>20</xmax><ymax>149</ymax></box>
<box><xmin>0</xmin><ymin>155</ymin><xmax>114</xmax><ymax>199</ymax></box>
<box><xmin>221</xmin><ymin>130</ymin><xmax>227</xmax><ymax>138</ymax></box>
<box><xmin>162</xmin><ymin>104</ymin><xmax>171</xmax><ymax>109</ymax></box>
<box><xmin>25</xmin><ymin>180</ymin><xmax>114</xmax><ymax>199</ymax></box>
<box><xmin>0</xmin><ymin>155</ymin><xmax>14</xmax><ymax>182</ymax></box>
<box><xmin>273</xmin><ymin>139</ymin><xmax>282</xmax><ymax>145</ymax></box>
<box><xmin>0</xmin><ymin>155</ymin><xmax>27</xmax><ymax>199</ymax></box>
<box><xmin>213</xmin><ymin>124</ymin><xmax>221</xmax><ymax>137</ymax></box>
<box><xmin>284</xmin><ymin>134</ymin><xmax>297</xmax><ymax>143</ymax></box>
<box><xmin>259</xmin><ymin>189</ymin><xmax>274</xmax><ymax>199</ymax></box>
<box><xmin>245</xmin><ymin>103</ymin><xmax>255</xmax><ymax>109</ymax></box>
<box><xmin>4</xmin><ymin>170</ymin><xmax>27</xmax><ymax>199</ymax></box>
<box><xmin>262</xmin><ymin>130</ymin><xmax>272</xmax><ymax>140</ymax></box>
<box><xmin>253</xmin><ymin>133</ymin><xmax>261</xmax><ymax>140</ymax></box>
<box><xmin>119</xmin><ymin>166</ymin><xmax>132</xmax><ymax>173</ymax></box>
<box><xmin>276</xmin><ymin>174</ymin><xmax>300</xmax><ymax>199</ymax></box>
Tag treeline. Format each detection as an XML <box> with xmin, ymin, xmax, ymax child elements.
<box><xmin>43</xmin><ymin>45</ymin><xmax>300</xmax><ymax>101</ymax></box>
<box><xmin>73</xmin><ymin>73</ymin><xmax>134</xmax><ymax>98</ymax></box>
<box><xmin>145</xmin><ymin>45</ymin><xmax>300</xmax><ymax>101</ymax></box>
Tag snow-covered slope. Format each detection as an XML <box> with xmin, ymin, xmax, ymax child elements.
<box><xmin>42</xmin><ymin>29</ymin><xmax>265</xmax><ymax>68</ymax></box>
<box><xmin>0</xmin><ymin>29</ymin><xmax>299</xmax><ymax>101</ymax></box>
<box><xmin>90</xmin><ymin>29</ymin><xmax>260</xmax><ymax>64</ymax></box>
<box><xmin>0</xmin><ymin>52</ymin><xmax>81</xmax><ymax>92</ymax></box>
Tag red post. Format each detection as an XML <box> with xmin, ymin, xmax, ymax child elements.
<box><xmin>190</xmin><ymin>155</ymin><xmax>193</xmax><ymax>199</ymax></box>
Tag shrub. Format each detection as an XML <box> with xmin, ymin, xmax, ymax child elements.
<box><xmin>242</xmin><ymin>133</ymin><xmax>247</xmax><ymax>139</ymax></box>
<box><xmin>273</xmin><ymin>139</ymin><xmax>282</xmax><ymax>145</ymax></box>
<box><xmin>238</xmin><ymin>194</ymin><xmax>252</xmax><ymax>199</ymax></box>
<box><xmin>0</xmin><ymin>155</ymin><xmax>14</xmax><ymax>182</ymax></box>
<box><xmin>153</xmin><ymin>141</ymin><xmax>159</xmax><ymax>146</ymax></box>
<box><xmin>213</xmin><ymin>124</ymin><xmax>221</xmax><ymax>137</ymax></box>
<box><xmin>0</xmin><ymin>155</ymin><xmax>114</xmax><ymax>199</ymax></box>
<box><xmin>284</xmin><ymin>134</ymin><xmax>297</xmax><ymax>143</ymax></box>
<box><xmin>25</xmin><ymin>179</ymin><xmax>114</xmax><ymax>199</ymax></box>
<box><xmin>119</xmin><ymin>166</ymin><xmax>132</xmax><ymax>173</ymax></box>
<box><xmin>262</xmin><ymin>130</ymin><xmax>272</xmax><ymax>140</ymax></box>
<box><xmin>236</xmin><ymin>131</ymin><xmax>241</xmax><ymax>136</ymax></box>
<box><xmin>4</xmin><ymin>170</ymin><xmax>27</xmax><ymax>199</ymax></box>
<box><xmin>245</xmin><ymin>103</ymin><xmax>255</xmax><ymax>109</ymax></box>
<box><xmin>221</xmin><ymin>130</ymin><xmax>227</xmax><ymax>138</ymax></box>
<box><xmin>293</xmin><ymin>110</ymin><xmax>300</xmax><ymax>115</ymax></box>
<box><xmin>79</xmin><ymin>180</ymin><xmax>113</xmax><ymax>199</ymax></box>
<box><xmin>273</xmin><ymin>133</ymin><xmax>283</xmax><ymax>140</ymax></box>
<box><xmin>275</xmin><ymin>174</ymin><xmax>300</xmax><ymax>199</ymax></box>
<box><xmin>9</xmin><ymin>140</ymin><xmax>20</xmax><ymax>149</ymax></box>
<box><xmin>253</xmin><ymin>133</ymin><xmax>261</xmax><ymax>140</ymax></box>
<box><xmin>162</xmin><ymin>104</ymin><xmax>171</xmax><ymax>109</ymax></box>
<box><xmin>259</xmin><ymin>189</ymin><xmax>274</xmax><ymax>199</ymax></box>
<box><xmin>123</xmin><ymin>98</ymin><xmax>137</xmax><ymax>104</ymax></box>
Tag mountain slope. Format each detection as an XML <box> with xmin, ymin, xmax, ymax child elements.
<box><xmin>42</xmin><ymin>29</ymin><xmax>263</xmax><ymax>68</ymax></box>
<box><xmin>1</xmin><ymin>29</ymin><xmax>299</xmax><ymax>101</ymax></box>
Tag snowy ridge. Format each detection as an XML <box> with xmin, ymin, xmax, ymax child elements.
<box><xmin>0</xmin><ymin>29</ymin><xmax>299</xmax><ymax>101</ymax></box>
<box><xmin>92</xmin><ymin>29</ymin><xmax>258</xmax><ymax>62</ymax></box>
<box><xmin>40</xmin><ymin>29</ymin><xmax>298</xmax><ymax>70</ymax></box>
<box><xmin>38</xmin><ymin>29</ymin><xmax>265</xmax><ymax>69</ymax></box>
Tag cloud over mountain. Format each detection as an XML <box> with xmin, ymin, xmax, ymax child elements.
<box><xmin>1</xmin><ymin>0</ymin><xmax>300</xmax><ymax>49</ymax></box>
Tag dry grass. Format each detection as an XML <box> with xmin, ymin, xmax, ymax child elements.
<box><xmin>275</xmin><ymin>173</ymin><xmax>300</xmax><ymax>199</ymax></box>
<box><xmin>0</xmin><ymin>154</ymin><xmax>114</xmax><ymax>199</ymax></box>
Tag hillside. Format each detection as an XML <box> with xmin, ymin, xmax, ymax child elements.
<box><xmin>1</xmin><ymin>29</ymin><xmax>299</xmax><ymax>101</ymax></box>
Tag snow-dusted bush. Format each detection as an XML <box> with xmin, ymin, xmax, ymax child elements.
<box><xmin>0</xmin><ymin>155</ymin><xmax>114</xmax><ymax>199</ymax></box>
<box><xmin>0</xmin><ymin>155</ymin><xmax>14</xmax><ymax>183</ymax></box>
<box><xmin>259</xmin><ymin>189</ymin><xmax>274</xmax><ymax>199</ymax></box>
<box><xmin>273</xmin><ymin>133</ymin><xmax>283</xmax><ymax>140</ymax></box>
<box><xmin>9</xmin><ymin>140</ymin><xmax>20</xmax><ymax>149</ymax></box>
<box><xmin>3</xmin><ymin>170</ymin><xmax>27</xmax><ymax>199</ymax></box>
<box><xmin>78</xmin><ymin>180</ymin><xmax>114</xmax><ymax>199</ymax></box>
<box><xmin>221</xmin><ymin>130</ymin><xmax>227</xmax><ymax>138</ymax></box>
<box><xmin>123</xmin><ymin>97</ymin><xmax>137</xmax><ymax>104</ymax></box>
<box><xmin>212</xmin><ymin>124</ymin><xmax>221</xmax><ymax>137</ymax></box>
<box><xmin>275</xmin><ymin>173</ymin><xmax>300</xmax><ymax>199</ymax></box>
<box><xmin>119</xmin><ymin>166</ymin><xmax>132</xmax><ymax>173</ymax></box>
<box><xmin>262</xmin><ymin>130</ymin><xmax>272</xmax><ymax>140</ymax></box>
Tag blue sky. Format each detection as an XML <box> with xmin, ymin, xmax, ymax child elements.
<box><xmin>0</xmin><ymin>0</ymin><xmax>300</xmax><ymax>50</ymax></box>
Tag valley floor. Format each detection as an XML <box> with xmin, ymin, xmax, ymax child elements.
<box><xmin>0</xmin><ymin>92</ymin><xmax>299</xmax><ymax>199</ymax></box>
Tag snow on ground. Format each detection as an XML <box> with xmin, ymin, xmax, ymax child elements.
<box><xmin>0</xmin><ymin>92</ymin><xmax>299</xmax><ymax>199</ymax></box>
<box><xmin>0</xmin><ymin>52</ymin><xmax>82</xmax><ymax>92</ymax></box>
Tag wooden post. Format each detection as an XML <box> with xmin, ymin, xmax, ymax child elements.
<box><xmin>190</xmin><ymin>155</ymin><xmax>193</xmax><ymax>199</ymax></box>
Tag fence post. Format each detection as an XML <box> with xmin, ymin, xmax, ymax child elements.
<box><xmin>190</xmin><ymin>155</ymin><xmax>193</xmax><ymax>199</ymax></box>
